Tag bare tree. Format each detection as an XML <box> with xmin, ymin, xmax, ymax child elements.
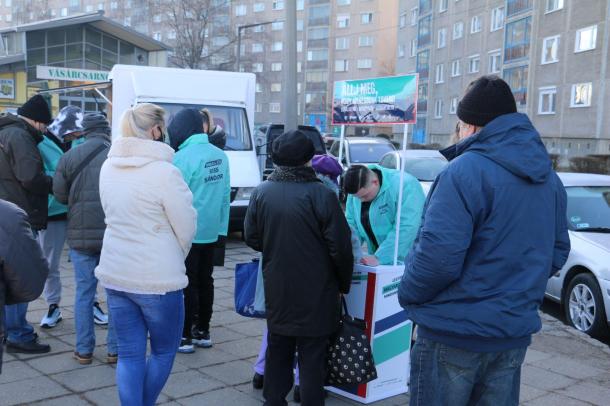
<box><xmin>149</xmin><ymin>0</ymin><xmax>237</xmax><ymax>70</ymax></box>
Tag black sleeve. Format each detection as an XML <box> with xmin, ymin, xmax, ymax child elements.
<box><xmin>7</xmin><ymin>133</ymin><xmax>51</xmax><ymax>196</ymax></box>
<box><xmin>244</xmin><ymin>187</ymin><xmax>262</xmax><ymax>252</ymax></box>
<box><xmin>2</xmin><ymin>207</ymin><xmax>49</xmax><ymax>304</ymax></box>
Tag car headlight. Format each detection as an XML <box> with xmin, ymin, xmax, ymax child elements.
<box><xmin>235</xmin><ymin>187</ymin><xmax>255</xmax><ymax>201</ymax></box>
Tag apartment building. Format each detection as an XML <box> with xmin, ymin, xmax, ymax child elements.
<box><xmin>233</xmin><ymin>0</ymin><xmax>398</xmax><ymax>130</ymax></box>
<box><xmin>397</xmin><ymin>0</ymin><xmax>610</xmax><ymax>158</ymax></box>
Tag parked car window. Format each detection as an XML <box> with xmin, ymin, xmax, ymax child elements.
<box><xmin>566</xmin><ymin>186</ymin><xmax>610</xmax><ymax>231</ymax></box>
<box><xmin>349</xmin><ymin>143</ymin><xmax>394</xmax><ymax>163</ymax></box>
<box><xmin>379</xmin><ymin>153</ymin><xmax>397</xmax><ymax>169</ymax></box>
<box><xmin>402</xmin><ymin>158</ymin><xmax>447</xmax><ymax>181</ymax></box>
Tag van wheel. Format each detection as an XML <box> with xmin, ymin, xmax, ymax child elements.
<box><xmin>563</xmin><ymin>273</ymin><xmax>608</xmax><ymax>338</ymax></box>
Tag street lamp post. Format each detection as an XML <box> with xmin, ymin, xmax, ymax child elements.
<box><xmin>236</xmin><ymin>20</ymin><xmax>278</xmax><ymax>72</ymax></box>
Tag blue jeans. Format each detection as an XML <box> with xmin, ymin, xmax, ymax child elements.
<box><xmin>70</xmin><ymin>249</ymin><xmax>116</xmax><ymax>354</ymax></box>
<box><xmin>3</xmin><ymin>303</ymin><xmax>35</xmax><ymax>343</ymax></box>
<box><xmin>409</xmin><ymin>337</ymin><xmax>527</xmax><ymax>406</ymax></box>
<box><xmin>106</xmin><ymin>288</ymin><xmax>184</xmax><ymax>406</ymax></box>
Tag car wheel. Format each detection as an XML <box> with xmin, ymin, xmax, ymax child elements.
<box><xmin>563</xmin><ymin>273</ymin><xmax>608</xmax><ymax>338</ymax></box>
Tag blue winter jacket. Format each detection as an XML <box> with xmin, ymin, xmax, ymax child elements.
<box><xmin>398</xmin><ymin>113</ymin><xmax>570</xmax><ymax>352</ymax></box>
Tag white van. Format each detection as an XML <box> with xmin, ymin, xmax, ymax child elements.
<box><xmin>43</xmin><ymin>64</ymin><xmax>260</xmax><ymax>231</ymax></box>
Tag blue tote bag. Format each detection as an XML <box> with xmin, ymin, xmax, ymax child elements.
<box><xmin>234</xmin><ymin>258</ymin><xmax>266</xmax><ymax>318</ymax></box>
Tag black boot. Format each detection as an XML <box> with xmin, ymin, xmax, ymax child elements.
<box><xmin>6</xmin><ymin>335</ymin><xmax>50</xmax><ymax>354</ymax></box>
<box><xmin>252</xmin><ymin>373</ymin><xmax>264</xmax><ymax>389</ymax></box>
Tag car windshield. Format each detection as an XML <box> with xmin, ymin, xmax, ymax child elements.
<box><xmin>349</xmin><ymin>143</ymin><xmax>395</xmax><ymax>164</ymax></box>
<box><xmin>157</xmin><ymin>103</ymin><xmax>252</xmax><ymax>151</ymax></box>
<box><xmin>402</xmin><ymin>158</ymin><xmax>448</xmax><ymax>181</ymax></box>
<box><xmin>566</xmin><ymin>186</ymin><xmax>610</xmax><ymax>231</ymax></box>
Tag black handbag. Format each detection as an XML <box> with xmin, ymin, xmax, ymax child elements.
<box><xmin>325</xmin><ymin>297</ymin><xmax>378</xmax><ymax>386</ymax></box>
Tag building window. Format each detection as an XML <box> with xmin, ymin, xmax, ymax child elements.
<box><xmin>338</xmin><ymin>0</ymin><xmax>351</xmax><ymax>5</ymax></box>
<box><xmin>271</xmin><ymin>62</ymin><xmax>282</xmax><ymax>72</ymax></box>
<box><xmin>417</xmin><ymin>50</ymin><xmax>430</xmax><ymax>79</ymax></box>
<box><xmin>86</xmin><ymin>5</ymin><xmax>93</xmax><ymax>12</ymax></box>
<box><xmin>271</xmin><ymin>83</ymin><xmax>281</xmax><ymax>92</ymax></box>
<box><xmin>253</xmin><ymin>25</ymin><xmax>265</xmax><ymax>33</ymax></box>
<box><xmin>505</xmin><ymin>17</ymin><xmax>532</xmax><ymax>62</ymax></box>
<box><xmin>469</xmin><ymin>55</ymin><xmax>480</xmax><ymax>73</ymax></box>
<box><xmin>270</xmin><ymin>103</ymin><xmax>281</xmax><ymax>113</ymax></box>
<box><xmin>439</xmin><ymin>0</ymin><xmax>448</xmax><ymax>13</ymax></box>
<box><xmin>337</xmin><ymin>15</ymin><xmax>350</xmax><ymax>28</ymax></box>
<box><xmin>507</xmin><ymin>0</ymin><xmax>532</xmax><ymax>18</ymax></box>
<box><xmin>297</xmin><ymin>0</ymin><xmax>304</xmax><ymax>11</ymax></box>
<box><xmin>252</xmin><ymin>43</ymin><xmax>263</xmax><ymax>53</ymax></box>
<box><xmin>437</xmin><ymin>28</ymin><xmax>447</xmax><ymax>48</ymax></box>
<box><xmin>357</xmin><ymin>59</ymin><xmax>373</xmax><ymax>69</ymax></box>
<box><xmin>307</xmin><ymin>49</ymin><xmax>328</xmax><ymax>61</ymax></box>
<box><xmin>491</xmin><ymin>7</ymin><xmax>504</xmax><ymax>31</ymax></box>
<box><xmin>272</xmin><ymin>42</ymin><xmax>283</xmax><ymax>52</ymax></box>
<box><xmin>297</xmin><ymin>41</ymin><xmax>303</xmax><ymax>52</ymax></box>
<box><xmin>153</xmin><ymin>14</ymin><xmax>162</xmax><ymax>23</ymax></box>
<box><xmin>419</xmin><ymin>0</ymin><xmax>432</xmax><ymax>15</ymax></box>
<box><xmin>98</xmin><ymin>3</ymin><xmax>104</xmax><ymax>10</ymax></box>
<box><xmin>168</xmin><ymin>30</ymin><xmax>176</xmax><ymax>40</ymax></box>
<box><xmin>361</xmin><ymin>13</ymin><xmax>373</xmax><ymax>25</ymax></box>
<box><xmin>255</xmin><ymin>103</ymin><xmax>262</xmax><ymax>113</ymax></box>
<box><xmin>297</xmin><ymin>62</ymin><xmax>302</xmax><ymax>72</ymax></box>
<box><xmin>453</xmin><ymin>21</ymin><xmax>464</xmax><ymax>40</ymax></box>
<box><xmin>336</xmin><ymin>37</ymin><xmax>350</xmax><ymax>50</ymax></box>
<box><xmin>153</xmin><ymin>32</ymin><xmax>162</xmax><ymax>41</ymax></box>
<box><xmin>449</xmin><ymin>97</ymin><xmax>458</xmax><ymax>114</ymax></box>
<box><xmin>418</xmin><ymin>15</ymin><xmax>432</xmax><ymax>47</ymax></box>
<box><xmin>418</xmin><ymin>83</ymin><xmax>428</xmax><ymax>113</ymax></box>
<box><xmin>335</xmin><ymin>59</ymin><xmax>349</xmax><ymax>72</ymax></box>
<box><xmin>272</xmin><ymin>1</ymin><xmax>284</xmax><ymax>11</ymax></box>
<box><xmin>110</xmin><ymin>2</ymin><xmax>118</xmax><ymax>10</ymax></box>
<box><xmin>359</xmin><ymin>36</ymin><xmax>374</xmax><ymax>47</ymax></box>
<box><xmin>542</xmin><ymin>35</ymin><xmax>560</xmax><ymax>64</ymax></box>
<box><xmin>571</xmin><ymin>83</ymin><xmax>593</xmax><ymax>107</ymax></box>
<box><xmin>255</xmin><ymin>83</ymin><xmax>263</xmax><ymax>93</ymax></box>
<box><xmin>253</xmin><ymin>3</ymin><xmax>265</xmax><ymax>12</ymax></box>
<box><xmin>297</xmin><ymin>19</ymin><xmax>304</xmax><ymax>31</ymax></box>
<box><xmin>435</xmin><ymin>64</ymin><xmax>444</xmax><ymax>83</ymax></box>
<box><xmin>411</xmin><ymin>7</ymin><xmax>418</xmax><ymax>26</ymax></box>
<box><xmin>252</xmin><ymin>63</ymin><xmax>263</xmax><ymax>72</ymax></box>
<box><xmin>272</xmin><ymin>21</ymin><xmax>284</xmax><ymax>30</ymax></box>
<box><xmin>471</xmin><ymin>16</ymin><xmax>482</xmax><ymax>34</ymax></box>
<box><xmin>538</xmin><ymin>87</ymin><xmax>557</xmax><ymax>114</ymax></box>
<box><xmin>398</xmin><ymin>44</ymin><xmax>406</xmax><ymax>58</ymax></box>
<box><xmin>4</xmin><ymin>0</ymin><xmax>10</xmax><ymax>6</ymax></box>
<box><xmin>411</xmin><ymin>39</ymin><xmax>417</xmax><ymax>57</ymax></box>
<box><xmin>399</xmin><ymin>12</ymin><xmax>409</xmax><ymax>29</ymax></box>
<box><xmin>61</xmin><ymin>8</ymin><xmax>68</xmax><ymax>17</ymax></box>
<box><xmin>546</xmin><ymin>0</ymin><xmax>564</xmax><ymax>13</ymax></box>
<box><xmin>434</xmin><ymin>99</ymin><xmax>443</xmax><ymax>118</ymax></box>
<box><xmin>5</xmin><ymin>14</ymin><xmax>11</xmax><ymax>22</ymax></box>
<box><xmin>124</xmin><ymin>17</ymin><xmax>132</xmax><ymax>26</ymax></box>
<box><xmin>503</xmin><ymin>65</ymin><xmax>529</xmax><ymax>106</ymax></box>
<box><xmin>575</xmin><ymin>26</ymin><xmax>597</xmax><ymax>53</ymax></box>
<box><xmin>451</xmin><ymin>59</ymin><xmax>461</xmax><ymax>77</ymax></box>
<box><xmin>488</xmin><ymin>50</ymin><xmax>502</xmax><ymax>73</ymax></box>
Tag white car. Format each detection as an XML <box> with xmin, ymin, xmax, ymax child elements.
<box><xmin>378</xmin><ymin>150</ymin><xmax>448</xmax><ymax>195</ymax></box>
<box><xmin>545</xmin><ymin>172</ymin><xmax>610</xmax><ymax>338</ymax></box>
<box><xmin>329</xmin><ymin>137</ymin><xmax>396</xmax><ymax>170</ymax></box>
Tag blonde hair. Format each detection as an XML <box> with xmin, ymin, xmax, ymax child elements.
<box><xmin>200</xmin><ymin>108</ymin><xmax>215</xmax><ymax>133</ymax></box>
<box><xmin>120</xmin><ymin>103</ymin><xmax>166</xmax><ymax>139</ymax></box>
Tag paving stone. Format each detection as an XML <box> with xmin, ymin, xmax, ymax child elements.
<box><xmin>531</xmin><ymin>355</ymin><xmax>606</xmax><ymax>380</ymax></box>
<box><xmin>524</xmin><ymin>393</ymin><xmax>592</xmax><ymax>406</ymax></box>
<box><xmin>521</xmin><ymin>365</ymin><xmax>577</xmax><ymax>391</ymax></box>
<box><xmin>162</xmin><ymin>370</ymin><xmax>224</xmax><ymax>399</ymax></box>
<box><xmin>52</xmin><ymin>364</ymin><xmax>117</xmax><ymax>392</ymax></box>
<box><xmin>557</xmin><ymin>382</ymin><xmax>610</xmax><ymax>406</ymax></box>
<box><xmin>210</xmin><ymin>309</ymin><xmax>250</xmax><ymax>326</ymax></box>
<box><xmin>27</xmin><ymin>352</ymin><xmax>102</xmax><ymax>375</ymax></box>
<box><xmin>209</xmin><ymin>326</ymin><xmax>247</xmax><ymax>344</ymax></box>
<box><xmin>200</xmin><ymin>360</ymin><xmax>254</xmax><ymax>385</ymax></box>
<box><xmin>215</xmin><ymin>337</ymin><xmax>262</xmax><ymax>359</ymax></box>
<box><xmin>175</xmin><ymin>347</ymin><xmax>241</xmax><ymax>369</ymax></box>
<box><xmin>0</xmin><ymin>376</ymin><xmax>69</xmax><ymax>405</ymax></box>
<box><xmin>0</xmin><ymin>360</ymin><xmax>42</xmax><ymax>383</ymax></box>
<box><xmin>520</xmin><ymin>384</ymin><xmax>547</xmax><ymax>403</ymax></box>
<box><xmin>176</xmin><ymin>387</ymin><xmax>262</xmax><ymax>406</ymax></box>
<box><xmin>30</xmin><ymin>394</ymin><xmax>92</xmax><ymax>405</ymax></box>
<box><xmin>524</xmin><ymin>348</ymin><xmax>554</xmax><ymax>364</ymax></box>
<box><xmin>226</xmin><ymin>319</ymin><xmax>266</xmax><ymax>337</ymax></box>
<box><xmin>83</xmin><ymin>385</ymin><xmax>120</xmax><ymax>405</ymax></box>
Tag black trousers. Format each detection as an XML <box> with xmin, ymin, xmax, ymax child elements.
<box><xmin>183</xmin><ymin>242</ymin><xmax>215</xmax><ymax>338</ymax></box>
<box><xmin>263</xmin><ymin>332</ymin><xmax>329</xmax><ymax>406</ymax></box>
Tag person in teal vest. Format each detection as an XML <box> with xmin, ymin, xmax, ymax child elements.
<box><xmin>168</xmin><ymin>108</ymin><xmax>230</xmax><ymax>354</ymax></box>
<box><xmin>37</xmin><ymin>105</ymin><xmax>83</xmax><ymax>329</ymax></box>
<box><xmin>344</xmin><ymin>164</ymin><xmax>425</xmax><ymax>266</ymax></box>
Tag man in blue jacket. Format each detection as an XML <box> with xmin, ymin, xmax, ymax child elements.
<box><xmin>398</xmin><ymin>76</ymin><xmax>570</xmax><ymax>406</ymax></box>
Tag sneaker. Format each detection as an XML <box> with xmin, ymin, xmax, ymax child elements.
<box><xmin>93</xmin><ymin>302</ymin><xmax>108</xmax><ymax>325</ymax></box>
<box><xmin>74</xmin><ymin>351</ymin><xmax>93</xmax><ymax>365</ymax></box>
<box><xmin>178</xmin><ymin>338</ymin><xmax>195</xmax><ymax>354</ymax></box>
<box><xmin>107</xmin><ymin>353</ymin><xmax>118</xmax><ymax>364</ymax></box>
<box><xmin>6</xmin><ymin>335</ymin><xmax>51</xmax><ymax>354</ymax></box>
<box><xmin>252</xmin><ymin>372</ymin><xmax>264</xmax><ymax>390</ymax></box>
<box><xmin>192</xmin><ymin>328</ymin><xmax>212</xmax><ymax>348</ymax></box>
<box><xmin>40</xmin><ymin>304</ymin><xmax>62</xmax><ymax>328</ymax></box>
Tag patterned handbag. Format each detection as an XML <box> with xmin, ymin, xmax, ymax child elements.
<box><xmin>326</xmin><ymin>297</ymin><xmax>377</xmax><ymax>386</ymax></box>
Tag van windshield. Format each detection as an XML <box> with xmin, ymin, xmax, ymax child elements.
<box><xmin>157</xmin><ymin>103</ymin><xmax>252</xmax><ymax>151</ymax></box>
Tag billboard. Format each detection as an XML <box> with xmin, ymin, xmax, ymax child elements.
<box><xmin>332</xmin><ymin>75</ymin><xmax>418</xmax><ymax>125</ymax></box>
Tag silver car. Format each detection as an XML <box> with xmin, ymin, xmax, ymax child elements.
<box><xmin>545</xmin><ymin>172</ymin><xmax>610</xmax><ymax>338</ymax></box>
<box><xmin>378</xmin><ymin>150</ymin><xmax>448</xmax><ymax>195</ymax></box>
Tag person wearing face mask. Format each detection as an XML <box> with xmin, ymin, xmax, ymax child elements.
<box><xmin>168</xmin><ymin>108</ymin><xmax>231</xmax><ymax>354</ymax></box>
<box><xmin>53</xmin><ymin>112</ymin><xmax>116</xmax><ymax>365</ymax></box>
<box><xmin>343</xmin><ymin>164</ymin><xmax>425</xmax><ymax>266</ymax></box>
<box><xmin>0</xmin><ymin>94</ymin><xmax>53</xmax><ymax>354</ymax></box>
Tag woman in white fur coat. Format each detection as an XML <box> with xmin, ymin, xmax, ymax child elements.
<box><xmin>95</xmin><ymin>103</ymin><xmax>196</xmax><ymax>406</ymax></box>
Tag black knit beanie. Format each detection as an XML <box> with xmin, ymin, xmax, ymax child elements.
<box><xmin>271</xmin><ymin>130</ymin><xmax>315</xmax><ymax>167</ymax></box>
<box><xmin>167</xmin><ymin>108</ymin><xmax>203</xmax><ymax>151</ymax></box>
<box><xmin>457</xmin><ymin>75</ymin><xmax>517</xmax><ymax>127</ymax></box>
<box><xmin>17</xmin><ymin>94</ymin><xmax>52</xmax><ymax>124</ymax></box>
